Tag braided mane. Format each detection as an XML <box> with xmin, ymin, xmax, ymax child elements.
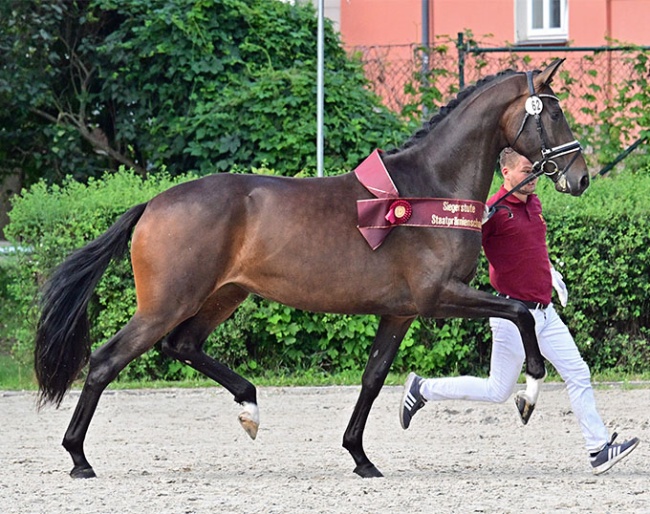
<box><xmin>387</xmin><ymin>68</ymin><xmax>521</xmax><ymax>155</ymax></box>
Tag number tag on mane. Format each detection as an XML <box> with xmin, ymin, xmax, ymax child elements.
<box><xmin>525</xmin><ymin>96</ymin><xmax>543</xmax><ymax>115</ymax></box>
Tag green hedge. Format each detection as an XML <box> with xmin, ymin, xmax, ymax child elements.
<box><xmin>2</xmin><ymin>166</ymin><xmax>650</xmax><ymax>382</ymax></box>
<box><xmin>541</xmin><ymin>169</ymin><xmax>650</xmax><ymax>373</ymax></box>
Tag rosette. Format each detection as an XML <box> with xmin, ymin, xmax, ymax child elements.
<box><xmin>385</xmin><ymin>200</ymin><xmax>412</xmax><ymax>225</ymax></box>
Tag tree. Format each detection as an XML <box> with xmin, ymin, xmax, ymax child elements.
<box><xmin>0</xmin><ymin>1</ymin><xmax>122</xmax><ymax>185</ymax></box>
<box><xmin>0</xmin><ymin>0</ymin><xmax>407</xmax><ymax>188</ymax></box>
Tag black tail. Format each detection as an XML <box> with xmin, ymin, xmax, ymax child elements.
<box><xmin>34</xmin><ymin>202</ymin><xmax>148</xmax><ymax>407</ymax></box>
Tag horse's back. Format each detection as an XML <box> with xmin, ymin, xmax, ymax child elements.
<box><xmin>129</xmin><ymin>173</ymin><xmax>374</xmax><ymax>310</ymax></box>
<box><xmin>129</xmin><ymin>171</ymin><xmax>480</xmax><ymax>316</ymax></box>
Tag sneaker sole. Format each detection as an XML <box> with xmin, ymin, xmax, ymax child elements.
<box><xmin>400</xmin><ymin>372</ymin><xmax>418</xmax><ymax>430</ymax></box>
<box><xmin>592</xmin><ymin>438</ymin><xmax>640</xmax><ymax>475</ymax></box>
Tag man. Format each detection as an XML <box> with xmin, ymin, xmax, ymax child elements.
<box><xmin>400</xmin><ymin>148</ymin><xmax>639</xmax><ymax>475</ymax></box>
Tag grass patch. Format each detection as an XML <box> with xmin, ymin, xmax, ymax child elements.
<box><xmin>0</xmin><ymin>355</ymin><xmax>408</xmax><ymax>392</ymax></box>
<box><xmin>0</xmin><ymin>353</ymin><xmax>37</xmax><ymax>390</ymax></box>
<box><xmin>2</xmin><ymin>352</ymin><xmax>649</xmax><ymax>393</ymax></box>
<box><xmin>99</xmin><ymin>368</ymin><xmax>407</xmax><ymax>391</ymax></box>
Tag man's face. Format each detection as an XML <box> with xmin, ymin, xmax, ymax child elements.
<box><xmin>503</xmin><ymin>155</ymin><xmax>537</xmax><ymax>196</ymax></box>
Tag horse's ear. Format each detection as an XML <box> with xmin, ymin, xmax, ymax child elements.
<box><xmin>534</xmin><ymin>58</ymin><xmax>565</xmax><ymax>89</ymax></box>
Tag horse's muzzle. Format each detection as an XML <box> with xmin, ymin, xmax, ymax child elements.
<box><xmin>555</xmin><ymin>170</ymin><xmax>590</xmax><ymax>196</ymax></box>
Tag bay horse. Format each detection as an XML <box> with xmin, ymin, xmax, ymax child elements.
<box><xmin>35</xmin><ymin>59</ymin><xmax>589</xmax><ymax>479</ymax></box>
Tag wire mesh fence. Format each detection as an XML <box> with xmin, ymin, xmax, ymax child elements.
<box><xmin>351</xmin><ymin>35</ymin><xmax>650</xmax><ymax>170</ymax></box>
<box><xmin>349</xmin><ymin>43</ymin><xmax>459</xmax><ymax>114</ymax></box>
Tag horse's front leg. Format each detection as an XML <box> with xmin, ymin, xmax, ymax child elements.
<box><xmin>342</xmin><ymin>315</ymin><xmax>415</xmax><ymax>478</ymax></box>
<box><xmin>436</xmin><ymin>283</ymin><xmax>547</xmax><ymax>412</ymax></box>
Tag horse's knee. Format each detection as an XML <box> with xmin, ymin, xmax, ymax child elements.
<box><xmin>512</xmin><ymin>302</ymin><xmax>535</xmax><ymax>330</ymax></box>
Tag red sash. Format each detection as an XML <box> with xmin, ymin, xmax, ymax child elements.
<box><xmin>355</xmin><ymin>150</ymin><xmax>485</xmax><ymax>250</ymax></box>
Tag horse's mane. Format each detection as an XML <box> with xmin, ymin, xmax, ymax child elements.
<box><xmin>386</xmin><ymin>68</ymin><xmax>521</xmax><ymax>155</ymax></box>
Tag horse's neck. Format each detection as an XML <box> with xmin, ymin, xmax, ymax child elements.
<box><xmin>386</xmin><ymin>119</ymin><xmax>503</xmax><ymax>202</ymax></box>
<box><xmin>384</xmin><ymin>75</ymin><xmax>525</xmax><ymax>202</ymax></box>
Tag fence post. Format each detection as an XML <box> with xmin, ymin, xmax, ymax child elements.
<box><xmin>457</xmin><ymin>32</ymin><xmax>466</xmax><ymax>90</ymax></box>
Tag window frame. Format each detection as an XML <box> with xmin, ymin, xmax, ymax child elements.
<box><xmin>515</xmin><ymin>0</ymin><xmax>569</xmax><ymax>45</ymax></box>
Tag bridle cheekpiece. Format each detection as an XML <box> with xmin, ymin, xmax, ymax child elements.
<box><xmin>511</xmin><ymin>70</ymin><xmax>583</xmax><ymax>182</ymax></box>
<box><xmin>486</xmin><ymin>71</ymin><xmax>584</xmax><ymax>221</ymax></box>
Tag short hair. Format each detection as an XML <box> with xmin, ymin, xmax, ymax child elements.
<box><xmin>499</xmin><ymin>147</ymin><xmax>522</xmax><ymax>171</ymax></box>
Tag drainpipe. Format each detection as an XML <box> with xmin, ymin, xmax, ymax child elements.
<box><xmin>605</xmin><ymin>0</ymin><xmax>612</xmax><ymax>104</ymax></box>
<box><xmin>422</xmin><ymin>0</ymin><xmax>430</xmax><ymax>117</ymax></box>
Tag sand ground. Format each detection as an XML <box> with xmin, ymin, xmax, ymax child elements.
<box><xmin>1</xmin><ymin>383</ymin><xmax>648</xmax><ymax>513</ymax></box>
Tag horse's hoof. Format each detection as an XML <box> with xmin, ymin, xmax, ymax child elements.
<box><xmin>514</xmin><ymin>394</ymin><xmax>535</xmax><ymax>425</ymax></box>
<box><xmin>353</xmin><ymin>464</ymin><xmax>384</xmax><ymax>478</ymax></box>
<box><xmin>70</xmin><ymin>465</ymin><xmax>96</xmax><ymax>479</ymax></box>
<box><xmin>238</xmin><ymin>401</ymin><xmax>260</xmax><ymax>440</ymax></box>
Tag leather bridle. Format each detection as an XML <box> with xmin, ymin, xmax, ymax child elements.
<box><xmin>512</xmin><ymin>70</ymin><xmax>583</xmax><ymax>182</ymax></box>
<box><xmin>486</xmin><ymin>71</ymin><xmax>583</xmax><ymax>220</ymax></box>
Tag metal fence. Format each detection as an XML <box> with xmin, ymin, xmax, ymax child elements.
<box><xmin>352</xmin><ymin>34</ymin><xmax>650</xmax><ymax>170</ymax></box>
<box><xmin>354</xmin><ymin>34</ymin><xmax>648</xmax><ymax>121</ymax></box>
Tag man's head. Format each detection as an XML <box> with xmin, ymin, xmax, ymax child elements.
<box><xmin>499</xmin><ymin>148</ymin><xmax>537</xmax><ymax>200</ymax></box>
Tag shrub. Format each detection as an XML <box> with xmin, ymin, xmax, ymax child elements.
<box><xmin>540</xmin><ymin>167</ymin><xmax>650</xmax><ymax>373</ymax></box>
<box><xmin>4</xmin><ymin>169</ymin><xmax>197</xmax><ymax>375</ymax></box>
<box><xmin>4</xmin><ymin>165</ymin><xmax>650</xmax><ymax>382</ymax></box>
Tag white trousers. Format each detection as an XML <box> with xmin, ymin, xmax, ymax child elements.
<box><xmin>419</xmin><ymin>304</ymin><xmax>609</xmax><ymax>452</ymax></box>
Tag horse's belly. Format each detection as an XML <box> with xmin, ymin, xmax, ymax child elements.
<box><xmin>236</xmin><ymin>268</ymin><xmax>418</xmax><ymax>316</ymax></box>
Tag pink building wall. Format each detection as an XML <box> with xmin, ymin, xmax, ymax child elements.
<box><xmin>337</xmin><ymin>0</ymin><xmax>649</xmax><ymax>129</ymax></box>
<box><xmin>340</xmin><ymin>0</ymin><xmax>650</xmax><ymax>48</ymax></box>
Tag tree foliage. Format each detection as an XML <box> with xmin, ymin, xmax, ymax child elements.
<box><xmin>0</xmin><ymin>0</ymin><xmax>406</xmax><ymax>186</ymax></box>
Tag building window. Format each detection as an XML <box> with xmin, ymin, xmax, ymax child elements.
<box><xmin>515</xmin><ymin>0</ymin><xmax>568</xmax><ymax>45</ymax></box>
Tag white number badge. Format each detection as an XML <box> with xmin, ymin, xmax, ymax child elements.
<box><xmin>525</xmin><ymin>96</ymin><xmax>544</xmax><ymax>115</ymax></box>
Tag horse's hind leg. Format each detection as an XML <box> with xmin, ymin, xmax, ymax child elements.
<box><xmin>342</xmin><ymin>315</ymin><xmax>414</xmax><ymax>478</ymax></box>
<box><xmin>62</xmin><ymin>314</ymin><xmax>172</xmax><ymax>478</ymax></box>
<box><xmin>160</xmin><ymin>285</ymin><xmax>260</xmax><ymax>438</ymax></box>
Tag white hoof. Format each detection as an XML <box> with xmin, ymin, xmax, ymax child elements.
<box><xmin>523</xmin><ymin>371</ymin><xmax>546</xmax><ymax>405</ymax></box>
<box><xmin>238</xmin><ymin>401</ymin><xmax>260</xmax><ymax>440</ymax></box>
<box><xmin>515</xmin><ymin>372</ymin><xmax>547</xmax><ymax>425</ymax></box>
<box><xmin>514</xmin><ymin>393</ymin><xmax>536</xmax><ymax>425</ymax></box>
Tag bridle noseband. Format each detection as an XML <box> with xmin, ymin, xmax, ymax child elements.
<box><xmin>486</xmin><ymin>71</ymin><xmax>583</xmax><ymax>221</ymax></box>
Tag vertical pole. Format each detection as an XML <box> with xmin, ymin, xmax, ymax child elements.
<box><xmin>421</xmin><ymin>0</ymin><xmax>430</xmax><ymax>118</ymax></box>
<box><xmin>457</xmin><ymin>32</ymin><xmax>465</xmax><ymax>91</ymax></box>
<box><xmin>316</xmin><ymin>0</ymin><xmax>325</xmax><ymax>177</ymax></box>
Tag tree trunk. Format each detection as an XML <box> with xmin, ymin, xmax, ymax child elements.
<box><xmin>0</xmin><ymin>173</ymin><xmax>22</xmax><ymax>240</ymax></box>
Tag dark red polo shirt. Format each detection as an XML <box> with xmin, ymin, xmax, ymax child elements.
<box><xmin>482</xmin><ymin>186</ymin><xmax>552</xmax><ymax>305</ymax></box>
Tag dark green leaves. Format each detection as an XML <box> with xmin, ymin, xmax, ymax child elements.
<box><xmin>1</xmin><ymin>0</ymin><xmax>405</xmax><ymax>186</ymax></box>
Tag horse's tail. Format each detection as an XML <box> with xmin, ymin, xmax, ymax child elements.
<box><xmin>35</xmin><ymin>202</ymin><xmax>148</xmax><ymax>408</ymax></box>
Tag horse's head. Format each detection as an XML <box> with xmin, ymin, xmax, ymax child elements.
<box><xmin>505</xmin><ymin>59</ymin><xmax>590</xmax><ymax>196</ymax></box>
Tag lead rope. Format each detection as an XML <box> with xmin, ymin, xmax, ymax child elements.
<box><xmin>483</xmin><ymin>161</ymin><xmax>544</xmax><ymax>222</ymax></box>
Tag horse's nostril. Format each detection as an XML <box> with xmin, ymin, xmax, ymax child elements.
<box><xmin>580</xmin><ymin>174</ymin><xmax>590</xmax><ymax>190</ymax></box>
